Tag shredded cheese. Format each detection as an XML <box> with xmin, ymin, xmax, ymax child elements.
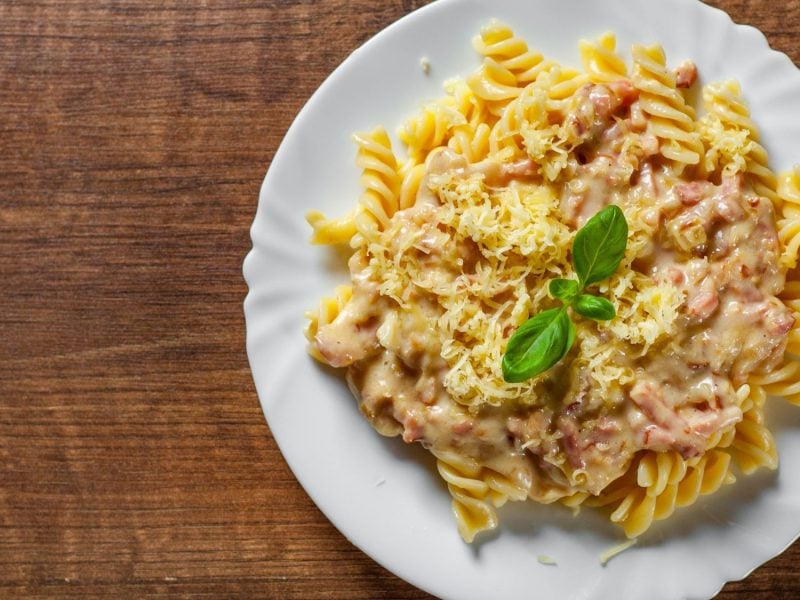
<box><xmin>698</xmin><ymin>113</ymin><xmax>752</xmax><ymax>176</ymax></box>
<box><xmin>363</xmin><ymin>168</ymin><xmax>682</xmax><ymax>408</ymax></box>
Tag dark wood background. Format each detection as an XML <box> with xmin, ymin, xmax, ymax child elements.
<box><xmin>1</xmin><ymin>0</ymin><xmax>798</xmax><ymax>598</ymax></box>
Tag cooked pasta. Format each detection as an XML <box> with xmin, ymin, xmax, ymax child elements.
<box><xmin>750</xmin><ymin>361</ymin><xmax>800</xmax><ymax>406</ymax></box>
<box><xmin>352</xmin><ymin>127</ymin><xmax>402</xmax><ymax>244</ymax></box>
<box><xmin>304</xmin><ymin>284</ymin><xmax>353</xmax><ymax>363</ymax></box>
<box><xmin>631</xmin><ymin>44</ymin><xmax>704</xmax><ymax>169</ymax></box>
<box><xmin>306</xmin><ymin>23</ymin><xmax>800</xmax><ymax>543</ymax></box>
<box><xmin>778</xmin><ymin>166</ymin><xmax>800</xmax><ymax>268</ymax></box>
<box><xmin>589</xmin><ymin>449</ymin><xmax>735</xmax><ymax>538</ymax></box>
<box><xmin>444</xmin><ymin>79</ymin><xmax>493</xmax><ymax>162</ymax></box>
<box><xmin>434</xmin><ymin>449</ymin><xmax>528</xmax><ymax>542</ymax></box>
<box><xmin>579</xmin><ymin>32</ymin><xmax>628</xmax><ymax>84</ymax></box>
<box><xmin>473</xmin><ymin>20</ymin><xmax>554</xmax><ymax>87</ymax></box>
<box><xmin>398</xmin><ymin>98</ymin><xmax>467</xmax><ymax>164</ymax></box>
<box><xmin>700</xmin><ymin>80</ymin><xmax>779</xmax><ymax>204</ymax></box>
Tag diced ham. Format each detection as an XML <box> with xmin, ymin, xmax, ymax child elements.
<box><xmin>686</xmin><ymin>291</ymin><xmax>719</xmax><ymax>321</ymax></box>
<box><xmin>675</xmin><ymin>181</ymin><xmax>709</xmax><ymax>206</ymax></box>
<box><xmin>451</xmin><ymin>420</ymin><xmax>473</xmax><ymax>436</ymax></box>
<box><xmin>714</xmin><ymin>197</ymin><xmax>743</xmax><ymax>223</ymax></box>
<box><xmin>590</xmin><ymin>81</ymin><xmax>638</xmax><ymax>118</ymax></box>
<box><xmin>667</xmin><ymin>268</ymin><xmax>685</xmax><ymax>285</ymax></box>
<box><xmin>589</xmin><ymin>85</ymin><xmax>614</xmax><ymax>118</ymax></box>
<box><xmin>630</xmin><ymin>379</ymin><xmax>742</xmax><ymax>459</ymax></box>
<box><xmin>401</xmin><ymin>414</ymin><xmax>425</xmax><ymax>443</ymax></box>
<box><xmin>642</xmin><ymin>425</ymin><xmax>675</xmax><ymax>448</ymax></box>
<box><xmin>764</xmin><ymin>300</ymin><xmax>796</xmax><ymax>335</ymax></box>
<box><xmin>675</xmin><ymin>60</ymin><xmax>698</xmax><ymax>89</ymax></box>
<box><xmin>497</xmin><ymin>158</ymin><xmax>537</xmax><ymax>182</ymax></box>
<box><xmin>640</xmin><ymin>133</ymin><xmax>660</xmax><ymax>157</ymax></box>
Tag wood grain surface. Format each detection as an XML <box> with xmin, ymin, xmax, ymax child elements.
<box><xmin>1</xmin><ymin>0</ymin><xmax>798</xmax><ymax>598</ymax></box>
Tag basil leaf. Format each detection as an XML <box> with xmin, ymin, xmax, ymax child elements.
<box><xmin>502</xmin><ymin>308</ymin><xmax>573</xmax><ymax>383</ymax></box>
<box><xmin>564</xmin><ymin>312</ymin><xmax>576</xmax><ymax>352</ymax></box>
<box><xmin>572</xmin><ymin>205</ymin><xmax>628</xmax><ymax>286</ymax></box>
<box><xmin>549</xmin><ymin>278</ymin><xmax>580</xmax><ymax>302</ymax></box>
<box><xmin>573</xmin><ymin>295</ymin><xmax>616</xmax><ymax>321</ymax></box>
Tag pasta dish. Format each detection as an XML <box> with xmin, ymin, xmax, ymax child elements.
<box><xmin>304</xmin><ymin>22</ymin><xmax>800</xmax><ymax>542</ymax></box>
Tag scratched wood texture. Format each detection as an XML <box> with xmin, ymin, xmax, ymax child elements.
<box><xmin>0</xmin><ymin>0</ymin><xmax>799</xmax><ymax>598</ymax></box>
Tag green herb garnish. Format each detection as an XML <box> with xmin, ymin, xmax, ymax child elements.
<box><xmin>501</xmin><ymin>205</ymin><xmax>628</xmax><ymax>383</ymax></box>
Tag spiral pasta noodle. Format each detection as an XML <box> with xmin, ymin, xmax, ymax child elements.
<box><xmin>398</xmin><ymin>163</ymin><xmax>426</xmax><ymax>211</ymax></box>
<box><xmin>448</xmin><ymin>121</ymin><xmax>492</xmax><ymax>163</ymax></box>
<box><xmin>631</xmin><ymin>44</ymin><xmax>703</xmax><ymax>170</ymax></box>
<box><xmin>304</xmin><ymin>285</ymin><xmax>353</xmax><ymax>363</ymax></box>
<box><xmin>468</xmin><ymin>21</ymin><xmax>587</xmax><ymax>119</ymax></box>
<box><xmin>351</xmin><ymin>127</ymin><xmax>402</xmax><ymax>245</ymax></box>
<box><xmin>445</xmin><ymin>79</ymin><xmax>493</xmax><ymax>162</ymax></box>
<box><xmin>434</xmin><ymin>450</ymin><xmax>527</xmax><ymax>543</ymax></box>
<box><xmin>306</xmin><ymin>209</ymin><xmax>358</xmax><ymax>245</ymax></box>
<box><xmin>701</xmin><ymin>80</ymin><xmax>779</xmax><ymax>205</ymax></box>
<box><xmin>466</xmin><ymin>58</ymin><xmax>525</xmax><ymax>116</ymax></box>
<box><xmin>778</xmin><ymin>167</ymin><xmax>800</xmax><ymax>268</ymax></box>
<box><xmin>579</xmin><ymin>32</ymin><xmax>628</xmax><ymax>83</ymax></box>
<box><xmin>398</xmin><ymin>99</ymin><xmax>467</xmax><ymax>164</ymax></box>
<box><xmin>728</xmin><ymin>385</ymin><xmax>779</xmax><ymax>473</ymax></box>
<box><xmin>487</xmin><ymin>82</ymin><xmax>537</xmax><ymax>158</ymax></box>
<box><xmin>750</xmin><ymin>362</ymin><xmax>800</xmax><ymax>406</ymax></box>
<box><xmin>587</xmin><ymin>450</ymin><xmax>735</xmax><ymax>538</ymax></box>
<box><xmin>472</xmin><ymin>20</ymin><xmax>555</xmax><ymax>89</ymax></box>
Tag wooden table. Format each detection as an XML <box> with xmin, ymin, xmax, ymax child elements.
<box><xmin>1</xmin><ymin>1</ymin><xmax>798</xmax><ymax>597</ymax></box>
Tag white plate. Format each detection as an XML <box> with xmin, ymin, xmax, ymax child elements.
<box><xmin>243</xmin><ymin>1</ymin><xmax>800</xmax><ymax>598</ymax></box>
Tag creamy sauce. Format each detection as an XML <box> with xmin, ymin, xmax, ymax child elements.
<box><xmin>314</xmin><ymin>80</ymin><xmax>792</xmax><ymax>502</ymax></box>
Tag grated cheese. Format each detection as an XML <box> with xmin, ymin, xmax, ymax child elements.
<box><xmin>363</xmin><ymin>168</ymin><xmax>683</xmax><ymax>409</ymax></box>
<box><xmin>698</xmin><ymin>113</ymin><xmax>752</xmax><ymax>176</ymax></box>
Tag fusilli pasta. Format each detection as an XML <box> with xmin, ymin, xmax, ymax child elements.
<box><xmin>631</xmin><ymin>44</ymin><xmax>703</xmax><ymax>170</ymax></box>
<box><xmin>306</xmin><ymin>22</ymin><xmax>800</xmax><ymax>545</ymax></box>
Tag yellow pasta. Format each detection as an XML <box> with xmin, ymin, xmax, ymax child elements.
<box><xmin>487</xmin><ymin>82</ymin><xmax>538</xmax><ymax>158</ymax></box>
<box><xmin>467</xmin><ymin>58</ymin><xmax>525</xmax><ymax>115</ymax></box>
<box><xmin>398</xmin><ymin>163</ymin><xmax>426</xmax><ymax>211</ymax></box>
<box><xmin>306</xmin><ymin>22</ymin><xmax>800</xmax><ymax>544</ymax></box>
<box><xmin>728</xmin><ymin>385</ymin><xmax>779</xmax><ymax>473</ymax></box>
<box><xmin>589</xmin><ymin>450</ymin><xmax>735</xmax><ymax>538</ymax></box>
<box><xmin>778</xmin><ymin>166</ymin><xmax>800</xmax><ymax>268</ymax></box>
<box><xmin>750</xmin><ymin>361</ymin><xmax>800</xmax><ymax>406</ymax></box>
<box><xmin>398</xmin><ymin>98</ymin><xmax>467</xmax><ymax>164</ymax></box>
<box><xmin>472</xmin><ymin>20</ymin><xmax>555</xmax><ymax>88</ymax></box>
<box><xmin>304</xmin><ymin>284</ymin><xmax>353</xmax><ymax>363</ymax></box>
<box><xmin>306</xmin><ymin>209</ymin><xmax>358</xmax><ymax>245</ymax></box>
<box><xmin>448</xmin><ymin>121</ymin><xmax>492</xmax><ymax>163</ymax></box>
<box><xmin>445</xmin><ymin>79</ymin><xmax>493</xmax><ymax>162</ymax></box>
<box><xmin>434</xmin><ymin>450</ymin><xmax>527</xmax><ymax>543</ymax></box>
<box><xmin>631</xmin><ymin>44</ymin><xmax>703</xmax><ymax>170</ymax></box>
<box><xmin>579</xmin><ymin>32</ymin><xmax>628</xmax><ymax>83</ymax></box>
<box><xmin>351</xmin><ymin>127</ymin><xmax>402</xmax><ymax>245</ymax></box>
<box><xmin>701</xmin><ymin>80</ymin><xmax>779</xmax><ymax>204</ymax></box>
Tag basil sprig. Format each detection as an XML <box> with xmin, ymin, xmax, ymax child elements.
<box><xmin>502</xmin><ymin>205</ymin><xmax>628</xmax><ymax>383</ymax></box>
